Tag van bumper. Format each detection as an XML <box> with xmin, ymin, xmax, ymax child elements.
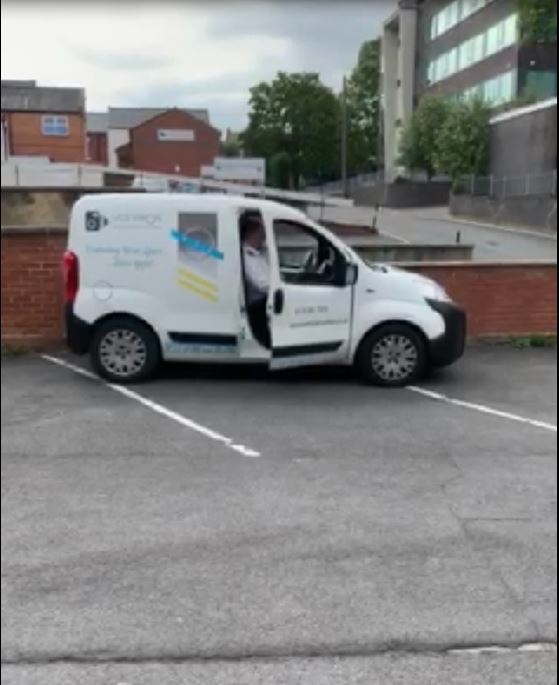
<box><xmin>426</xmin><ymin>300</ymin><xmax>467</xmax><ymax>367</ymax></box>
<box><xmin>65</xmin><ymin>304</ymin><xmax>93</xmax><ymax>355</ymax></box>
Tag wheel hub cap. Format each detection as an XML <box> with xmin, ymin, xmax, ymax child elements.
<box><xmin>99</xmin><ymin>329</ymin><xmax>147</xmax><ymax>378</ymax></box>
<box><xmin>371</xmin><ymin>334</ymin><xmax>419</xmax><ymax>382</ymax></box>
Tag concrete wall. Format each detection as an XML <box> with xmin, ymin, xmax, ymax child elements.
<box><xmin>382</xmin><ymin>3</ymin><xmax>418</xmax><ymax>181</ymax></box>
<box><xmin>1</xmin><ymin>163</ymin><xmax>104</xmax><ymax>189</ymax></box>
<box><xmin>280</xmin><ymin>242</ymin><xmax>473</xmax><ymax>264</ymax></box>
<box><xmin>351</xmin><ymin>180</ymin><xmax>451</xmax><ymax>208</ymax></box>
<box><xmin>107</xmin><ymin>129</ymin><xmax>129</xmax><ymax>168</ymax></box>
<box><xmin>0</xmin><ymin>188</ymin><xmax>142</xmax><ymax>227</ymax></box>
<box><xmin>490</xmin><ymin>101</ymin><xmax>558</xmax><ymax>177</ymax></box>
<box><xmin>450</xmin><ymin>193</ymin><xmax>558</xmax><ymax>233</ymax></box>
<box><xmin>1</xmin><ymin>228</ymin><xmax>556</xmax><ymax>347</ymax></box>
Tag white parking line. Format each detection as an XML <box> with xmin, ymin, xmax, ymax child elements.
<box><xmin>408</xmin><ymin>386</ymin><xmax>558</xmax><ymax>434</ymax></box>
<box><xmin>42</xmin><ymin>355</ymin><xmax>262</xmax><ymax>458</ymax></box>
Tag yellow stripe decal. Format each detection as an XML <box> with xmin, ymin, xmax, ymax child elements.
<box><xmin>178</xmin><ymin>279</ymin><xmax>219</xmax><ymax>302</ymax></box>
<box><xmin>177</xmin><ymin>267</ymin><xmax>218</xmax><ymax>293</ymax></box>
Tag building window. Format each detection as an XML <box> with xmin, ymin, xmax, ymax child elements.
<box><xmin>483</xmin><ymin>70</ymin><xmax>516</xmax><ymax>105</ymax></box>
<box><xmin>461</xmin><ymin>0</ymin><xmax>486</xmax><ymax>22</ymax></box>
<box><xmin>431</xmin><ymin>0</ymin><xmax>490</xmax><ymax>40</ymax></box>
<box><xmin>462</xmin><ymin>70</ymin><xmax>517</xmax><ymax>106</ymax></box>
<box><xmin>428</xmin><ymin>14</ymin><xmax>518</xmax><ymax>84</ymax></box>
<box><xmin>42</xmin><ymin>115</ymin><xmax>69</xmax><ymax>137</ymax></box>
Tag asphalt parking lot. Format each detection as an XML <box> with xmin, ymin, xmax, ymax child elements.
<box><xmin>1</xmin><ymin>346</ymin><xmax>557</xmax><ymax>685</ymax></box>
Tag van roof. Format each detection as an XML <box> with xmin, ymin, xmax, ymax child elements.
<box><xmin>75</xmin><ymin>193</ymin><xmax>309</xmax><ymax>222</ymax></box>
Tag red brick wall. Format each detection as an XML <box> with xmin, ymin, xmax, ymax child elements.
<box><xmin>86</xmin><ymin>132</ymin><xmax>107</xmax><ymax>165</ymax></box>
<box><xmin>4</xmin><ymin>112</ymin><xmax>86</xmax><ymax>162</ymax></box>
<box><xmin>127</xmin><ymin>109</ymin><xmax>220</xmax><ymax>177</ymax></box>
<box><xmin>1</xmin><ymin>230</ymin><xmax>557</xmax><ymax>347</ymax></box>
<box><xmin>1</xmin><ymin>230</ymin><xmax>66</xmax><ymax>347</ymax></box>
<box><xmin>409</xmin><ymin>262</ymin><xmax>557</xmax><ymax>337</ymax></box>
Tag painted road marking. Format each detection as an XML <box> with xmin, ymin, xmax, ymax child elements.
<box><xmin>42</xmin><ymin>356</ymin><xmax>261</xmax><ymax>458</ymax></box>
<box><xmin>408</xmin><ymin>386</ymin><xmax>557</xmax><ymax>434</ymax></box>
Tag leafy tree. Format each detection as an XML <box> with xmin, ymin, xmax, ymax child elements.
<box><xmin>220</xmin><ymin>139</ymin><xmax>242</xmax><ymax>158</ymax></box>
<box><xmin>345</xmin><ymin>39</ymin><xmax>382</xmax><ymax>174</ymax></box>
<box><xmin>398</xmin><ymin>96</ymin><xmax>452</xmax><ymax>178</ymax></box>
<box><xmin>269</xmin><ymin>151</ymin><xmax>291</xmax><ymax>189</ymax></box>
<box><xmin>434</xmin><ymin>99</ymin><xmax>491</xmax><ymax>182</ymax></box>
<box><xmin>241</xmin><ymin>73</ymin><xmax>340</xmax><ymax>189</ymax></box>
<box><xmin>519</xmin><ymin>0</ymin><xmax>558</xmax><ymax>42</ymax></box>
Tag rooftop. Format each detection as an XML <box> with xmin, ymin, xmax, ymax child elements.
<box><xmin>87</xmin><ymin>107</ymin><xmax>211</xmax><ymax>132</ymax></box>
<box><xmin>1</xmin><ymin>81</ymin><xmax>85</xmax><ymax>113</ymax></box>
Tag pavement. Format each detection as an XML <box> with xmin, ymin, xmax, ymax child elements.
<box><xmin>1</xmin><ymin>346</ymin><xmax>557</xmax><ymax>684</ymax></box>
<box><xmin>310</xmin><ymin>205</ymin><xmax>558</xmax><ymax>261</ymax></box>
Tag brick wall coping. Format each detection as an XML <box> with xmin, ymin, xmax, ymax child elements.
<box><xmin>400</xmin><ymin>260</ymin><xmax>558</xmax><ymax>268</ymax></box>
<box><xmin>1</xmin><ymin>225</ymin><xmax>68</xmax><ymax>235</ymax></box>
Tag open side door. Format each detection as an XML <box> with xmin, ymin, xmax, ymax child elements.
<box><xmin>264</xmin><ymin>213</ymin><xmax>355</xmax><ymax>371</ymax></box>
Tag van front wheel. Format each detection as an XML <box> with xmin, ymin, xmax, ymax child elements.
<box><xmin>91</xmin><ymin>317</ymin><xmax>160</xmax><ymax>384</ymax></box>
<box><xmin>356</xmin><ymin>324</ymin><xmax>427</xmax><ymax>387</ymax></box>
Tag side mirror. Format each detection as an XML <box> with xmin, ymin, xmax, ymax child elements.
<box><xmin>345</xmin><ymin>263</ymin><xmax>358</xmax><ymax>286</ymax></box>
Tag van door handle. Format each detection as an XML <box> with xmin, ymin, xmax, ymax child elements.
<box><xmin>273</xmin><ymin>289</ymin><xmax>285</xmax><ymax>315</ymax></box>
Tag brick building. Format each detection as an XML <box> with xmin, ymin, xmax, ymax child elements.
<box><xmin>1</xmin><ymin>80</ymin><xmax>86</xmax><ymax>163</ymax></box>
<box><xmin>86</xmin><ymin>112</ymin><xmax>108</xmax><ymax>166</ymax></box>
<box><xmin>86</xmin><ymin>107</ymin><xmax>220</xmax><ymax>177</ymax></box>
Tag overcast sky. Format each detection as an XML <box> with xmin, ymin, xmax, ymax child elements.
<box><xmin>1</xmin><ymin>1</ymin><xmax>395</xmax><ymax>134</ymax></box>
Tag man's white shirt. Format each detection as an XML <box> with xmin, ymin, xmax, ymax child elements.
<box><xmin>243</xmin><ymin>245</ymin><xmax>270</xmax><ymax>303</ymax></box>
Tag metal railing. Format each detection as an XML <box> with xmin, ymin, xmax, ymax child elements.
<box><xmin>465</xmin><ymin>171</ymin><xmax>557</xmax><ymax>198</ymax></box>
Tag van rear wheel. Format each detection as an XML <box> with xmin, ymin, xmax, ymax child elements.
<box><xmin>91</xmin><ymin>317</ymin><xmax>160</xmax><ymax>384</ymax></box>
<box><xmin>356</xmin><ymin>324</ymin><xmax>427</xmax><ymax>387</ymax></box>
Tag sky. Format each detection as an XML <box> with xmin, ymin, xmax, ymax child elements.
<box><xmin>1</xmin><ymin>0</ymin><xmax>395</xmax><ymax>134</ymax></box>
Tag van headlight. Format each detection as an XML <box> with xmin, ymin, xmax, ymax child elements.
<box><xmin>423</xmin><ymin>281</ymin><xmax>452</xmax><ymax>303</ymax></box>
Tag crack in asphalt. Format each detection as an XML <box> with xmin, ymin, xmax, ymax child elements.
<box><xmin>2</xmin><ymin>640</ymin><xmax>557</xmax><ymax>666</ymax></box>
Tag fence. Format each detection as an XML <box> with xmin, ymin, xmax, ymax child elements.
<box><xmin>466</xmin><ymin>171</ymin><xmax>557</xmax><ymax>198</ymax></box>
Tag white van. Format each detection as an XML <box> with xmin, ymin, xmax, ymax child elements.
<box><xmin>64</xmin><ymin>194</ymin><xmax>466</xmax><ymax>386</ymax></box>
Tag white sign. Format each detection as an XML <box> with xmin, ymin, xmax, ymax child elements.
<box><xmin>206</xmin><ymin>157</ymin><xmax>266</xmax><ymax>183</ymax></box>
<box><xmin>157</xmin><ymin>129</ymin><xmax>196</xmax><ymax>142</ymax></box>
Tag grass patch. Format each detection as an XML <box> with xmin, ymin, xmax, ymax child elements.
<box><xmin>1</xmin><ymin>344</ymin><xmax>30</xmax><ymax>358</ymax></box>
<box><xmin>507</xmin><ymin>335</ymin><xmax>557</xmax><ymax>349</ymax></box>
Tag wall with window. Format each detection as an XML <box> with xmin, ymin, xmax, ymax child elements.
<box><xmin>463</xmin><ymin>70</ymin><xmax>518</xmax><ymax>105</ymax></box>
<box><xmin>428</xmin><ymin>13</ymin><xmax>518</xmax><ymax>84</ymax></box>
<box><xmin>2</xmin><ymin>111</ymin><xmax>86</xmax><ymax>162</ymax></box>
<box><xmin>431</xmin><ymin>0</ymin><xmax>491</xmax><ymax>40</ymax></box>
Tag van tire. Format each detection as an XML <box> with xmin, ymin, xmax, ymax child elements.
<box><xmin>355</xmin><ymin>324</ymin><xmax>427</xmax><ymax>388</ymax></box>
<box><xmin>91</xmin><ymin>317</ymin><xmax>161</xmax><ymax>384</ymax></box>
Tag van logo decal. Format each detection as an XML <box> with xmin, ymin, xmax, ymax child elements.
<box><xmin>85</xmin><ymin>211</ymin><xmax>109</xmax><ymax>232</ymax></box>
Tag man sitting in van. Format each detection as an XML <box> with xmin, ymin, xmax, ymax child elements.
<box><xmin>240</xmin><ymin>212</ymin><xmax>270</xmax><ymax>348</ymax></box>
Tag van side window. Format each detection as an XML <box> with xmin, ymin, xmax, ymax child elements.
<box><xmin>273</xmin><ymin>220</ymin><xmax>345</xmax><ymax>287</ymax></box>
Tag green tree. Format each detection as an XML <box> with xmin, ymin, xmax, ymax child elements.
<box><xmin>269</xmin><ymin>151</ymin><xmax>291</xmax><ymax>189</ymax></box>
<box><xmin>399</xmin><ymin>96</ymin><xmax>452</xmax><ymax>178</ymax></box>
<box><xmin>241</xmin><ymin>73</ymin><xmax>340</xmax><ymax>189</ymax></box>
<box><xmin>434</xmin><ymin>99</ymin><xmax>491</xmax><ymax>182</ymax></box>
<box><xmin>220</xmin><ymin>139</ymin><xmax>242</xmax><ymax>158</ymax></box>
<box><xmin>345</xmin><ymin>39</ymin><xmax>382</xmax><ymax>174</ymax></box>
<box><xmin>519</xmin><ymin>0</ymin><xmax>558</xmax><ymax>42</ymax></box>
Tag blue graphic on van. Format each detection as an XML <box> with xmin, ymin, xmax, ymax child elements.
<box><xmin>170</xmin><ymin>230</ymin><xmax>224</xmax><ymax>261</ymax></box>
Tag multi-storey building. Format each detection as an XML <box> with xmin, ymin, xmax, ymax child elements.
<box><xmin>382</xmin><ymin>0</ymin><xmax>557</xmax><ymax>178</ymax></box>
